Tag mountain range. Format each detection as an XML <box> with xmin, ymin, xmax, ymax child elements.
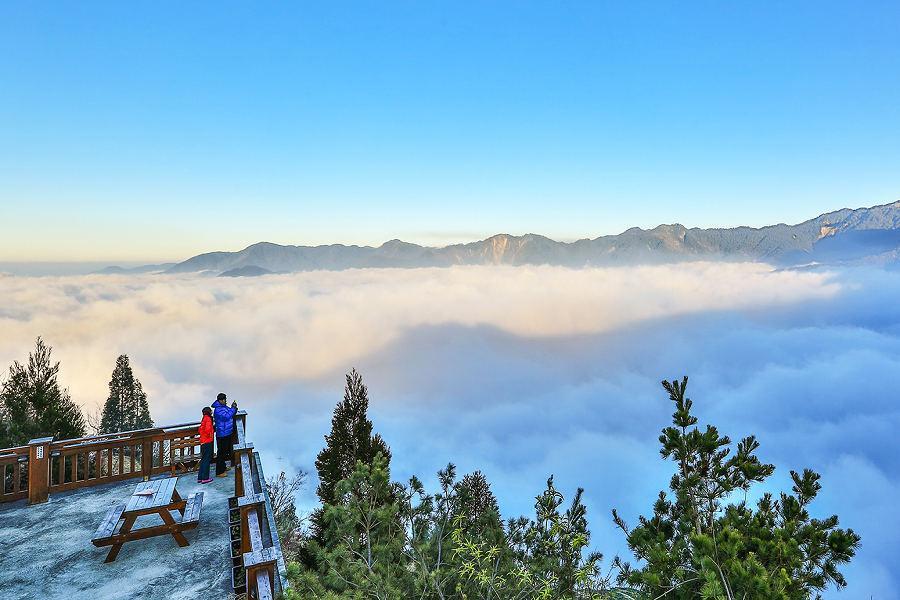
<box><xmin>104</xmin><ymin>201</ymin><xmax>900</xmax><ymax>276</ymax></box>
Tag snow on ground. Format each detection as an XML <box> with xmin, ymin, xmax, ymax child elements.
<box><xmin>0</xmin><ymin>473</ymin><xmax>234</xmax><ymax>600</ymax></box>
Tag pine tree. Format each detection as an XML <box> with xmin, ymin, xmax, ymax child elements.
<box><xmin>312</xmin><ymin>368</ymin><xmax>391</xmax><ymax>540</ymax></box>
<box><xmin>313</xmin><ymin>453</ymin><xmax>409</xmax><ymax>599</ymax></box>
<box><xmin>454</xmin><ymin>470</ymin><xmax>501</xmax><ymax>533</ymax></box>
<box><xmin>613</xmin><ymin>377</ymin><xmax>860</xmax><ymax>600</ymax></box>
<box><xmin>0</xmin><ymin>337</ymin><xmax>86</xmax><ymax>446</ymax></box>
<box><xmin>99</xmin><ymin>354</ymin><xmax>153</xmax><ymax>433</ymax></box>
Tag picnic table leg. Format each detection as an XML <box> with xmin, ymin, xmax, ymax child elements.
<box><xmin>172</xmin><ymin>488</ymin><xmax>186</xmax><ymax>516</ymax></box>
<box><xmin>159</xmin><ymin>509</ymin><xmax>190</xmax><ymax>547</ymax></box>
<box><xmin>105</xmin><ymin>514</ymin><xmax>136</xmax><ymax>563</ymax></box>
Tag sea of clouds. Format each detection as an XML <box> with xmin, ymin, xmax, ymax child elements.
<box><xmin>1</xmin><ymin>263</ymin><xmax>896</xmax><ymax>598</ymax></box>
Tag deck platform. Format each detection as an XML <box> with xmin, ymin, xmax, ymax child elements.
<box><xmin>0</xmin><ymin>473</ymin><xmax>233</xmax><ymax>600</ymax></box>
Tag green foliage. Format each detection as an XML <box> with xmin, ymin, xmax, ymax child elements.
<box><xmin>306</xmin><ymin>453</ymin><xmax>409</xmax><ymax>599</ymax></box>
<box><xmin>99</xmin><ymin>354</ymin><xmax>153</xmax><ymax>433</ymax></box>
<box><xmin>452</xmin><ymin>476</ymin><xmax>611</xmax><ymax>600</ymax></box>
<box><xmin>313</xmin><ymin>369</ymin><xmax>392</xmax><ymax>540</ymax></box>
<box><xmin>400</xmin><ymin>465</ymin><xmax>507</xmax><ymax>599</ymax></box>
<box><xmin>291</xmin><ymin>459</ymin><xmax>611</xmax><ymax>599</ymax></box>
<box><xmin>287</xmin><ymin>372</ymin><xmax>859</xmax><ymax>600</ymax></box>
<box><xmin>503</xmin><ymin>477</ymin><xmax>608</xmax><ymax>599</ymax></box>
<box><xmin>288</xmin><ymin>373</ymin><xmax>617</xmax><ymax>600</ymax></box>
<box><xmin>613</xmin><ymin>377</ymin><xmax>861</xmax><ymax>600</ymax></box>
<box><xmin>0</xmin><ymin>337</ymin><xmax>85</xmax><ymax>446</ymax></box>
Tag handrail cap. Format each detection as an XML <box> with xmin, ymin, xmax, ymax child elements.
<box><xmin>243</xmin><ymin>546</ymin><xmax>278</xmax><ymax>568</ymax></box>
<box><xmin>238</xmin><ymin>493</ymin><xmax>266</xmax><ymax>508</ymax></box>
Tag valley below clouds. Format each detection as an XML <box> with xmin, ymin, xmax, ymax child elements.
<box><xmin>1</xmin><ymin>263</ymin><xmax>897</xmax><ymax>598</ymax></box>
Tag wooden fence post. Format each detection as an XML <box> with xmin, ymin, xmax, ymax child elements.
<box><xmin>234</xmin><ymin>410</ymin><xmax>247</xmax><ymax>443</ymax></box>
<box><xmin>28</xmin><ymin>437</ymin><xmax>53</xmax><ymax>504</ymax></box>
<box><xmin>141</xmin><ymin>437</ymin><xmax>153</xmax><ymax>481</ymax></box>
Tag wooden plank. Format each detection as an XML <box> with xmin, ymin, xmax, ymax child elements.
<box><xmin>246</xmin><ymin>507</ymin><xmax>264</xmax><ymax>551</ymax></box>
<box><xmin>244</xmin><ymin>545</ymin><xmax>278</xmax><ymax>569</ymax></box>
<box><xmin>155</xmin><ymin>477</ymin><xmax>177</xmax><ymax>508</ymax></box>
<box><xmin>235</xmin><ymin>419</ymin><xmax>246</xmax><ymax>445</ymax></box>
<box><xmin>92</xmin><ymin>504</ymin><xmax>126</xmax><ymax>542</ymax></box>
<box><xmin>182</xmin><ymin>492</ymin><xmax>204</xmax><ymax>523</ymax></box>
<box><xmin>240</xmin><ymin>453</ymin><xmax>254</xmax><ymax>496</ymax></box>
<box><xmin>92</xmin><ymin>520</ymin><xmax>182</xmax><ymax>547</ymax></box>
<box><xmin>255</xmin><ymin>569</ymin><xmax>273</xmax><ymax>600</ymax></box>
<box><xmin>238</xmin><ymin>493</ymin><xmax>265</xmax><ymax>508</ymax></box>
<box><xmin>126</xmin><ymin>478</ymin><xmax>163</xmax><ymax>512</ymax></box>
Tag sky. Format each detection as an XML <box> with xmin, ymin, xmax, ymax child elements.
<box><xmin>1</xmin><ymin>263</ymin><xmax>897</xmax><ymax>598</ymax></box>
<box><xmin>2</xmin><ymin>1</ymin><xmax>900</xmax><ymax>261</ymax></box>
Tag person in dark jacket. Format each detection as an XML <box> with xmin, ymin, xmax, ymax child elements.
<box><xmin>213</xmin><ymin>392</ymin><xmax>238</xmax><ymax>477</ymax></box>
<box><xmin>197</xmin><ymin>406</ymin><xmax>214</xmax><ymax>483</ymax></box>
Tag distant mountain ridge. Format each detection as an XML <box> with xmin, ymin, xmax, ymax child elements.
<box><xmin>116</xmin><ymin>201</ymin><xmax>900</xmax><ymax>275</ymax></box>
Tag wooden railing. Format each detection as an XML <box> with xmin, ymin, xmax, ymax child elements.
<box><xmin>0</xmin><ymin>417</ymin><xmax>220</xmax><ymax>504</ymax></box>
<box><xmin>232</xmin><ymin>413</ymin><xmax>286</xmax><ymax>600</ymax></box>
<box><xmin>0</xmin><ymin>444</ymin><xmax>29</xmax><ymax>503</ymax></box>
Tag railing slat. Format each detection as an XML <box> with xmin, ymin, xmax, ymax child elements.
<box><xmin>256</xmin><ymin>570</ymin><xmax>273</xmax><ymax>600</ymax></box>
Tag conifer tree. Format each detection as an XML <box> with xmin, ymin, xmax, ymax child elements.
<box><xmin>316</xmin><ymin>453</ymin><xmax>408</xmax><ymax>598</ymax></box>
<box><xmin>312</xmin><ymin>369</ymin><xmax>391</xmax><ymax>539</ymax></box>
<box><xmin>613</xmin><ymin>377</ymin><xmax>860</xmax><ymax>600</ymax></box>
<box><xmin>0</xmin><ymin>337</ymin><xmax>86</xmax><ymax>446</ymax></box>
<box><xmin>454</xmin><ymin>470</ymin><xmax>501</xmax><ymax>533</ymax></box>
<box><xmin>100</xmin><ymin>354</ymin><xmax>153</xmax><ymax>433</ymax></box>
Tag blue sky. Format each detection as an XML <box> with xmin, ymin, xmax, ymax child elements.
<box><xmin>2</xmin><ymin>1</ymin><xmax>899</xmax><ymax>261</ymax></box>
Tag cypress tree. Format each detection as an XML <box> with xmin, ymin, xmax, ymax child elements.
<box><xmin>315</xmin><ymin>368</ymin><xmax>391</xmax><ymax>505</ymax></box>
<box><xmin>0</xmin><ymin>337</ymin><xmax>86</xmax><ymax>446</ymax></box>
<box><xmin>311</xmin><ymin>369</ymin><xmax>391</xmax><ymax>540</ymax></box>
<box><xmin>100</xmin><ymin>354</ymin><xmax>153</xmax><ymax>433</ymax></box>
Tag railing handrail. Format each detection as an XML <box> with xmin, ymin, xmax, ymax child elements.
<box><xmin>0</xmin><ymin>445</ymin><xmax>29</xmax><ymax>458</ymax></box>
<box><xmin>231</xmin><ymin>414</ymin><xmax>283</xmax><ymax>598</ymax></box>
<box><xmin>53</xmin><ymin>423</ymin><xmax>197</xmax><ymax>448</ymax></box>
<box><xmin>0</xmin><ymin>410</ymin><xmax>250</xmax><ymax>457</ymax></box>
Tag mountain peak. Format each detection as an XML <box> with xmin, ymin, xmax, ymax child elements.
<box><xmin>155</xmin><ymin>201</ymin><xmax>900</xmax><ymax>275</ymax></box>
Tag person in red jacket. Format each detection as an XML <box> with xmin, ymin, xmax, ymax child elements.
<box><xmin>197</xmin><ymin>406</ymin><xmax>214</xmax><ymax>483</ymax></box>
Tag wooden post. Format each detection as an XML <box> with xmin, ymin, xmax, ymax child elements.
<box><xmin>235</xmin><ymin>461</ymin><xmax>244</xmax><ymax>497</ymax></box>
<box><xmin>141</xmin><ymin>437</ymin><xmax>153</xmax><ymax>481</ymax></box>
<box><xmin>234</xmin><ymin>410</ymin><xmax>247</xmax><ymax>443</ymax></box>
<box><xmin>28</xmin><ymin>437</ymin><xmax>53</xmax><ymax>504</ymax></box>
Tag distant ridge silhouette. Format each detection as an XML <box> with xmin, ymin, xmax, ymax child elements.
<box><xmin>106</xmin><ymin>201</ymin><xmax>900</xmax><ymax>275</ymax></box>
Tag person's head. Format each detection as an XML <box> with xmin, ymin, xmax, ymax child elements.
<box><xmin>202</xmin><ymin>406</ymin><xmax>212</xmax><ymax>417</ymax></box>
<box><xmin>216</xmin><ymin>392</ymin><xmax>227</xmax><ymax>404</ymax></box>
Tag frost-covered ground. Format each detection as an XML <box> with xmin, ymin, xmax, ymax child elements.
<box><xmin>0</xmin><ymin>474</ymin><xmax>232</xmax><ymax>600</ymax></box>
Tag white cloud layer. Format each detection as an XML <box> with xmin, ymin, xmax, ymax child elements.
<box><xmin>2</xmin><ymin>263</ymin><xmax>897</xmax><ymax>598</ymax></box>
<box><xmin>0</xmin><ymin>263</ymin><xmax>838</xmax><ymax>405</ymax></box>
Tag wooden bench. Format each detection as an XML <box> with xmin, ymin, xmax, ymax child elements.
<box><xmin>182</xmin><ymin>492</ymin><xmax>204</xmax><ymax>526</ymax></box>
<box><xmin>92</xmin><ymin>503</ymin><xmax>127</xmax><ymax>543</ymax></box>
<box><xmin>170</xmin><ymin>437</ymin><xmax>201</xmax><ymax>475</ymax></box>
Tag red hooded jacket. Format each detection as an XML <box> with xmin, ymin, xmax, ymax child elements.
<box><xmin>199</xmin><ymin>414</ymin><xmax>214</xmax><ymax>444</ymax></box>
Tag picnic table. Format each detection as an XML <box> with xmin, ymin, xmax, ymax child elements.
<box><xmin>91</xmin><ymin>477</ymin><xmax>204</xmax><ymax>563</ymax></box>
